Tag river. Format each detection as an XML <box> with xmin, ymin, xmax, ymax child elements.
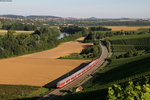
<box><xmin>57</xmin><ymin>33</ymin><xmax>69</xmax><ymax>39</ymax></box>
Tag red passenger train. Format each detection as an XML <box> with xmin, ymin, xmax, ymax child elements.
<box><xmin>56</xmin><ymin>59</ymin><xmax>99</xmax><ymax>88</ymax></box>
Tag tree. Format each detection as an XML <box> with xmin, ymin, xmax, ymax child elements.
<box><xmin>92</xmin><ymin>46</ymin><xmax>99</xmax><ymax>57</ymax></box>
<box><xmin>33</xmin><ymin>30</ymin><xmax>41</xmax><ymax>35</ymax></box>
<box><xmin>16</xmin><ymin>34</ymin><xmax>30</xmax><ymax>45</ymax></box>
<box><xmin>60</xmin><ymin>26</ymin><xmax>83</xmax><ymax>34</ymax></box>
<box><xmin>81</xmin><ymin>27</ymin><xmax>89</xmax><ymax>36</ymax></box>
<box><xmin>89</xmin><ymin>26</ymin><xmax>112</xmax><ymax>31</ymax></box>
<box><xmin>2</xmin><ymin>30</ymin><xmax>19</xmax><ymax>55</ymax></box>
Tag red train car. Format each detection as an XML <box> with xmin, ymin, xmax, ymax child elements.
<box><xmin>56</xmin><ymin>59</ymin><xmax>99</xmax><ymax>88</ymax></box>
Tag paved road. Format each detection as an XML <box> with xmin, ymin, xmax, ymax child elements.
<box><xmin>38</xmin><ymin>43</ymin><xmax>108</xmax><ymax>100</ymax></box>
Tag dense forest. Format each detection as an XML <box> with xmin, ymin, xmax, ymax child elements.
<box><xmin>60</xmin><ymin>26</ymin><xmax>85</xmax><ymax>34</ymax></box>
<box><xmin>2</xmin><ymin>23</ymin><xmax>36</xmax><ymax>31</ymax></box>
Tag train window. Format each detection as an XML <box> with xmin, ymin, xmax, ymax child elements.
<box><xmin>73</xmin><ymin>76</ymin><xmax>76</xmax><ymax>79</ymax></box>
<box><xmin>58</xmin><ymin>82</ymin><xmax>65</xmax><ymax>87</ymax></box>
<box><xmin>66</xmin><ymin>79</ymin><xmax>70</xmax><ymax>83</ymax></box>
<box><xmin>71</xmin><ymin>77</ymin><xmax>75</xmax><ymax>80</ymax></box>
<box><xmin>61</xmin><ymin>83</ymin><xmax>65</xmax><ymax>86</ymax></box>
<box><xmin>82</xmin><ymin>70</ymin><xmax>85</xmax><ymax>73</ymax></box>
<box><xmin>77</xmin><ymin>73</ymin><xmax>81</xmax><ymax>76</ymax></box>
<box><xmin>82</xmin><ymin>70</ymin><xmax>85</xmax><ymax>72</ymax></box>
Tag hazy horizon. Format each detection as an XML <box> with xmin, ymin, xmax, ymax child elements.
<box><xmin>0</xmin><ymin>0</ymin><xmax>150</xmax><ymax>18</ymax></box>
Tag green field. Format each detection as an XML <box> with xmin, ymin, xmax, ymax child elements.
<box><xmin>0</xmin><ymin>85</ymin><xmax>49</xmax><ymax>100</ymax></box>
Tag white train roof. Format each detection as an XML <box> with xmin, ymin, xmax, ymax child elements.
<box><xmin>57</xmin><ymin>60</ymin><xmax>96</xmax><ymax>85</ymax></box>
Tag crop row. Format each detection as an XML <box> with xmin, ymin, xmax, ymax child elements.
<box><xmin>110</xmin><ymin>37</ymin><xmax>150</xmax><ymax>46</ymax></box>
<box><xmin>112</xmin><ymin>45</ymin><xmax>150</xmax><ymax>52</ymax></box>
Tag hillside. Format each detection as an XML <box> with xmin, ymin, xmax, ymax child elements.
<box><xmin>108</xmin><ymin>34</ymin><xmax>150</xmax><ymax>56</ymax></box>
<box><xmin>0</xmin><ymin>15</ymin><xmax>61</xmax><ymax>19</ymax></box>
<box><xmin>0</xmin><ymin>15</ymin><xmax>25</xmax><ymax>19</ymax></box>
<box><xmin>62</xmin><ymin>54</ymin><xmax>150</xmax><ymax>100</ymax></box>
<box><xmin>27</xmin><ymin>15</ymin><xmax>61</xmax><ymax>19</ymax></box>
<box><xmin>62</xmin><ymin>32</ymin><xmax>150</xmax><ymax>100</ymax></box>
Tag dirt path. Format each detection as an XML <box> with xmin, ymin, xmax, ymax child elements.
<box><xmin>0</xmin><ymin>37</ymin><xmax>91</xmax><ymax>86</ymax></box>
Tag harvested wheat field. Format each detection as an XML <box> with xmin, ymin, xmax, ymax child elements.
<box><xmin>0</xmin><ymin>30</ymin><xmax>33</xmax><ymax>35</ymax></box>
<box><xmin>106</xmin><ymin>26</ymin><xmax>150</xmax><ymax>31</ymax></box>
<box><xmin>0</xmin><ymin>37</ymin><xmax>91</xmax><ymax>86</ymax></box>
<box><xmin>22</xmin><ymin>38</ymin><xmax>91</xmax><ymax>59</ymax></box>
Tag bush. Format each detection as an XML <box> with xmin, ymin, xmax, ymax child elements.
<box><xmin>108</xmin><ymin>76</ymin><xmax>150</xmax><ymax>100</ymax></box>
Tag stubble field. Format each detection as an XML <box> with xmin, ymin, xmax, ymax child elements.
<box><xmin>0</xmin><ymin>37</ymin><xmax>91</xmax><ymax>86</ymax></box>
<box><xmin>0</xmin><ymin>30</ymin><xmax>33</xmax><ymax>35</ymax></box>
<box><xmin>106</xmin><ymin>26</ymin><xmax>150</xmax><ymax>31</ymax></box>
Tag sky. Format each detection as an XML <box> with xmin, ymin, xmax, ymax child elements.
<box><xmin>0</xmin><ymin>0</ymin><xmax>150</xmax><ymax>18</ymax></box>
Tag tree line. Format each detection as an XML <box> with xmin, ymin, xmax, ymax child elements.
<box><xmin>84</xmin><ymin>30</ymin><xmax>150</xmax><ymax>43</ymax></box>
<box><xmin>2</xmin><ymin>23</ymin><xmax>36</xmax><ymax>31</ymax></box>
<box><xmin>0</xmin><ymin>26</ymin><xmax>88</xmax><ymax>59</ymax></box>
<box><xmin>89</xmin><ymin>26</ymin><xmax>112</xmax><ymax>31</ymax></box>
<box><xmin>59</xmin><ymin>40</ymin><xmax>101</xmax><ymax>60</ymax></box>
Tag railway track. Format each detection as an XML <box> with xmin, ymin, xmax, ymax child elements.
<box><xmin>38</xmin><ymin>42</ymin><xmax>109</xmax><ymax>100</ymax></box>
